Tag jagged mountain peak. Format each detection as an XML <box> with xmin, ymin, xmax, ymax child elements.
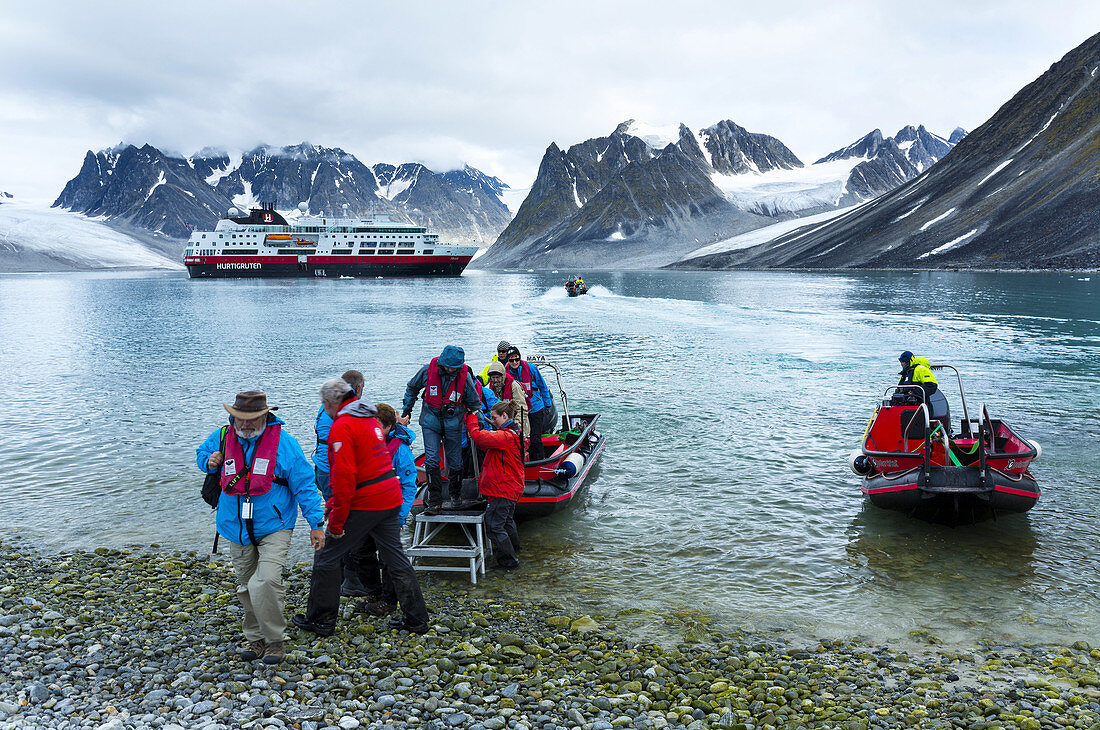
<box><xmin>54</xmin><ymin>141</ymin><xmax>512</xmax><ymax>247</ymax></box>
<box><xmin>815</xmin><ymin>129</ymin><xmax>886</xmax><ymax>164</ymax></box>
<box><xmin>949</xmin><ymin>127</ymin><xmax>968</xmax><ymax>144</ymax></box>
<box><xmin>700</xmin><ymin>119</ymin><xmax>803</xmax><ymax>175</ymax></box>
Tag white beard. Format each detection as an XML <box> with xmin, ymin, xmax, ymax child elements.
<box><xmin>235</xmin><ymin>423</ymin><xmax>266</xmax><ymax>440</ymax></box>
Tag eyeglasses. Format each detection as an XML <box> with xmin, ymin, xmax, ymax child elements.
<box><xmin>508</xmin><ymin>357</ymin><xmax>521</xmax><ymax>363</ymax></box>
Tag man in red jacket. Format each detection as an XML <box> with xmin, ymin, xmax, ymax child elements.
<box><xmin>465</xmin><ymin>402</ymin><xmax>524</xmax><ymax>570</ymax></box>
<box><xmin>293</xmin><ymin>379</ymin><xmax>429</xmax><ymax>635</ymax></box>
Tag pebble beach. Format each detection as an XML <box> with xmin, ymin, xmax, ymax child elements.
<box><xmin>2</xmin><ymin>543</ymin><xmax>1100</xmax><ymax>730</ymax></box>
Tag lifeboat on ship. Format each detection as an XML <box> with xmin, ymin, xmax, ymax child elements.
<box><xmin>413</xmin><ymin>356</ymin><xmax>605</xmax><ymax>520</ymax></box>
<box><xmin>850</xmin><ymin>365</ymin><xmax>1040</xmax><ymax>524</ymax></box>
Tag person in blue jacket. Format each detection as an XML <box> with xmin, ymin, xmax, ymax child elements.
<box><xmin>400</xmin><ymin>345</ymin><xmax>481</xmax><ymax>512</ymax></box>
<box><xmin>312</xmin><ymin>369</ymin><xmax>371</xmax><ymax>597</ymax></box>
<box><xmin>196</xmin><ymin>391</ymin><xmax>325</xmax><ymax>665</ymax></box>
<box><xmin>354</xmin><ymin>403</ymin><xmax>419</xmax><ymax>616</ymax></box>
<box><xmin>504</xmin><ymin>346</ymin><xmax>557</xmax><ymax>461</ymax></box>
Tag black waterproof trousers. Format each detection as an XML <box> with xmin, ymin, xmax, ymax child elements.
<box><xmin>306</xmin><ymin>508</ymin><xmax>427</xmax><ymax>627</ymax></box>
<box><xmin>485</xmin><ymin>497</ymin><xmax>520</xmax><ymax>567</ymax></box>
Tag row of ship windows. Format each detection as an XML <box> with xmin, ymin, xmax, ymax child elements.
<box><xmin>186</xmin><ymin>249</ymin><xmax>439</xmax><ymax>256</ymax></box>
<box><xmin>200</xmin><ymin>233</ymin><xmax>435</xmax><ymax>241</ymax></box>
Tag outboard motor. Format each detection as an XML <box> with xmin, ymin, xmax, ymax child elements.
<box><xmin>848</xmin><ymin>449</ymin><xmax>874</xmax><ymax>476</ymax></box>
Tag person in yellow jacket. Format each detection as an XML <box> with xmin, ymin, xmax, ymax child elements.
<box><xmin>479</xmin><ymin>340</ymin><xmax>512</xmax><ymax>384</ymax></box>
<box><xmin>898</xmin><ymin>351</ymin><xmax>950</xmax><ymax>431</ymax></box>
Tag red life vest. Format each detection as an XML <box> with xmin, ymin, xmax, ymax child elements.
<box><xmin>221</xmin><ymin>424</ymin><xmax>281</xmax><ymax>496</ymax></box>
<box><xmin>424</xmin><ymin>358</ymin><xmax>470</xmax><ymax>410</ymax></box>
<box><xmin>507</xmin><ymin>360</ymin><xmax>533</xmax><ymax>408</ymax></box>
<box><xmin>489</xmin><ymin>371</ymin><xmax>517</xmax><ymax>402</ymax></box>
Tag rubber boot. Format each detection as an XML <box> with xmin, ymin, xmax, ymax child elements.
<box><xmin>443</xmin><ymin>469</ymin><xmax>466</xmax><ymax>510</ymax></box>
<box><xmin>424</xmin><ymin>468</ymin><xmax>443</xmax><ymax>514</ymax></box>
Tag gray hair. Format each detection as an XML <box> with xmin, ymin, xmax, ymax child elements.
<box><xmin>320</xmin><ymin>378</ymin><xmax>353</xmax><ymax>405</ymax></box>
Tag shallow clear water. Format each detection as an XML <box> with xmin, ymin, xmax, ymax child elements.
<box><xmin>1</xmin><ymin>269</ymin><xmax>1097</xmax><ymax>644</ymax></box>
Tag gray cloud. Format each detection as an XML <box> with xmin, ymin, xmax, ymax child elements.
<box><xmin>2</xmin><ymin>0</ymin><xmax>1099</xmax><ymax>202</ymax></box>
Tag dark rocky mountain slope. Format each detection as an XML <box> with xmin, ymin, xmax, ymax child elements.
<box><xmin>680</xmin><ymin>32</ymin><xmax>1100</xmax><ymax>270</ymax></box>
<box><xmin>477</xmin><ymin>120</ymin><xmax>799</xmax><ymax>268</ymax></box>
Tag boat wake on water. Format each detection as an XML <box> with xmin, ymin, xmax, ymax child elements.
<box><xmin>531</xmin><ymin>284</ymin><xmax>615</xmax><ymax>303</ymax></box>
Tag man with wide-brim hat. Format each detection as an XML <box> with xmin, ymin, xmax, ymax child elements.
<box><xmin>197</xmin><ymin>390</ymin><xmax>326</xmax><ymax>664</ymax></box>
<box><xmin>400</xmin><ymin>345</ymin><xmax>482</xmax><ymax>512</ymax></box>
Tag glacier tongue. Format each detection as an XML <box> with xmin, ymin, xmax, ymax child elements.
<box><xmin>0</xmin><ymin>201</ymin><xmax>182</xmax><ymax>270</ymax></box>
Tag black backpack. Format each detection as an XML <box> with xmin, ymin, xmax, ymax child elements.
<box><xmin>201</xmin><ymin>427</ymin><xmax>228</xmax><ymax>508</ymax></box>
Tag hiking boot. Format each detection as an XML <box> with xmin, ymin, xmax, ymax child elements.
<box><xmin>237</xmin><ymin>639</ymin><xmax>266</xmax><ymax>661</ymax></box>
<box><xmin>291</xmin><ymin>613</ymin><xmax>335</xmax><ymax>637</ymax></box>
<box><xmin>261</xmin><ymin>640</ymin><xmax>285</xmax><ymax>664</ymax></box>
<box><xmin>423</xmin><ymin>501</ymin><xmax>444</xmax><ymax>516</ymax></box>
<box><xmin>441</xmin><ymin>500</ymin><xmax>461</xmax><ymax>511</ymax></box>
<box><xmin>357</xmin><ymin>598</ymin><xmax>398</xmax><ymax>617</ymax></box>
<box><xmin>387</xmin><ymin>615</ymin><xmax>429</xmax><ymax>634</ymax></box>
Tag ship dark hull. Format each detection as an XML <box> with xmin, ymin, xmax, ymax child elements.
<box><xmin>185</xmin><ymin>256</ymin><xmax>473</xmax><ymax>279</ymax></box>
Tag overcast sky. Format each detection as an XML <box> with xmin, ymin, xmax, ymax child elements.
<box><xmin>2</xmin><ymin>1</ymin><xmax>1098</xmax><ymax>202</ymax></box>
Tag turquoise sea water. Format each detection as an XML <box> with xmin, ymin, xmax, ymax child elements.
<box><xmin>0</xmin><ymin>269</ymin><xmax>1097</xmax><ymax>645</ymax></box>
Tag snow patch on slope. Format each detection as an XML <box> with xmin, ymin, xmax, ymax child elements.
<box><xmin>893</xmin><ymin>199</ymin><xmax>927</xmax><ymax>222</ymax></box>
<box><xmin>202</xmin><ymin>151</ymin><xmax>242</xmax><ymax>185</ymax></box>
<box><xmin>919</xmin><ymin>207</ymin><xmax>957</xmax><ymax>231</ymax></box>
<box><xmin>918</xmin><ymin>229</ymin><xmax>978</xmax><ymax>259</ymax></box>
<box><xmin>976</xmin><ymin>159</ymin><xmax>1014</xmax><ymax>187</ymax></box>
<box><xmin>145</xmin><ymin>172</ymin><xmax>166</xmax><ymax>202</ymax></box>
<box><xmin>624</xmin><ymin>121</ymin><xmax>681</xmax><ymax>149</ymax></box>
<box><xmin>681</xmin><ymin>205</ymin><xmax>859</xmax><ymax>260</ymax></box>
<box><xmin>711</xmin><ymin>158</ymin><xmax>865</xmax><ymax>215</ymax></box>
<box><xmin>232</xmin><ymin>180</ymin><xmax>258</xmax><ymax>210</ymax></box>
<box><xmin>0</xmin><ymin>201</ymin><xmax>182</xmax><ymax>269</ymax></box>
<box><xmin>378</xmin><ymin>176</ymin><xmax>414</xmax><ymax>200</ymax></box>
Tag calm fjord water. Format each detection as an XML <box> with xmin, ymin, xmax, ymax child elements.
<box><xmin>1</xmin><ymin>269</ymin><xmax>1097</xmax><ymax>645</ymax></box>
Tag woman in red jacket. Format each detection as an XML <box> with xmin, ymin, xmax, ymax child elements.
<box><xmin>465</xmin><ymin>401</ymin><xmax>523</xmax><ymax>569</ymax></box>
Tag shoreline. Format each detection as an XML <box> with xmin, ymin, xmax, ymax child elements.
<box><xmin>2</xmin><ymin>544</ymin><xmax>1099</xmax><ymax>730</ymax></box>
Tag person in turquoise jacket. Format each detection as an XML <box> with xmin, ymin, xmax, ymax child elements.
<box><xmin>196</xmin><ymin>391</ymin><xmax>325</xmax><ymax>664</ymax></box>
<box><xmin>197</xmin><ymin>415</ymin><xmax>324</xmax><ymax>548</ymax></box>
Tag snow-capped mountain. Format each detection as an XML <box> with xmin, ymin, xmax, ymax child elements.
<box><xmin>893</xmin><ymin>124</ymin><xmax>955</xmax><ymax>172</ymax></box>
<box><xmin>0</xmin><ymin>191</ymin><xmax>12</xmax><ymax>200</ymax></box>
<box><xmin>370</xmin><ymin>163</ymin><xmax>511</xmax><ymax>244</ymax></box>
<box><xmin>54</xmin><ymin>144</ymin><xmax>231</xmax><ymax>239</ymax></box>
<box><xmin>479</xmin><ymin>118</ymin><xmax>960</xmax><ymax>269</ymax></box>
<box><xmin>678</xmin><ymin>31</ymin><xmax>1100</xmax><ymax>270</ymax></box>
<box><xmin>55</xmin><ymin>143</ymin><xmax>513</xmax><ymax>246</ymax></box>
<box><xmin>479</xmin><ymin>119</ymin><xmax>786</xmax><ymax>269</ymax></box>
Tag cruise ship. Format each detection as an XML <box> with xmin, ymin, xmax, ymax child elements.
<box><xmin>183</xmin><ymin>203</ymin><xmax>478</xmax><ymax>278</ymax></box>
